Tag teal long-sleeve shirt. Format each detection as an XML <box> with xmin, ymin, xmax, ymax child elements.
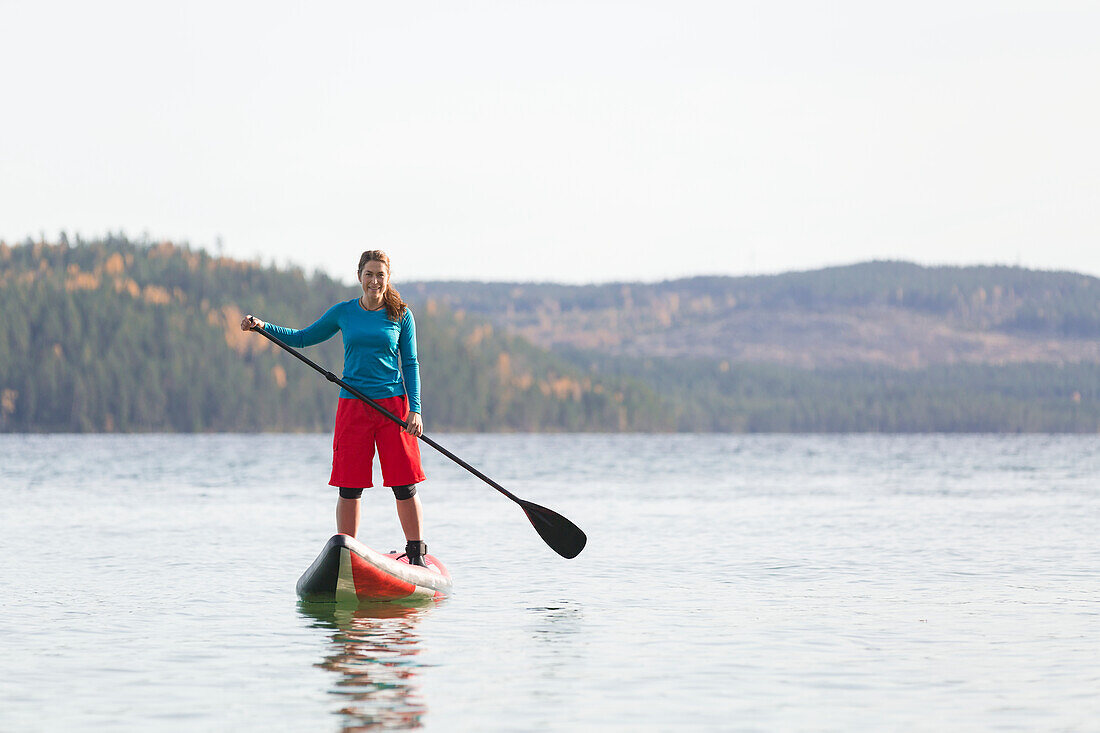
<box><xmin>262</xmin><ymin>299</ymin><xmax>421</xmax><ymax>414</ymax></box>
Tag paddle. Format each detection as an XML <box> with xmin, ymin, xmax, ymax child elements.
<box><xmin>249</xmin><ymin>323</ymin><xmax>587</xmax><ymax>559</ymax></box>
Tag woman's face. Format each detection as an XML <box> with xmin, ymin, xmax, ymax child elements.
<box><xmin>359</xmin><ymin>260</ymin><xmax>389</xmax><ymax>298</ymax></box>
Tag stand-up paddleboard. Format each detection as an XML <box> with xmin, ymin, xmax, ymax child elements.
<box><xmin>297</xmin><ymin>534</ymin><xmax>452</xmax><ymax>605</ymax></box>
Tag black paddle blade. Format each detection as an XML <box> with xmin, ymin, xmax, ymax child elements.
<box><xmin>519</xmin><ymin>500</ymin><xmax>587</xmax><ymax>559</ymax></box>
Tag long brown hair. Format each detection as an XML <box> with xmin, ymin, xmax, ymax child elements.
<box><xmin>357</xmin><ymin>249</ymin><xmax>407</xmax><ymax>321</ymax></box>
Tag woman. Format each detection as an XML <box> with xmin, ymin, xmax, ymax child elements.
<box><xmin>240</xmin><ymin>250</ymin><xmax>430</xmax><ymax>566</ymax></box>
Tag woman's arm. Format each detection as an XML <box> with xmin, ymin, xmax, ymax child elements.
<box><xmin>256</xmin><ymin>303</ymin><xmax>342</xmax><ymax>348</ymax></box>
<box><xmin>398</xmin><ymin>309</ymin><xmax>422</xmax><ymax>416</ymax></box>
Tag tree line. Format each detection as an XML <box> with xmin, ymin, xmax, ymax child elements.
<box><xmin>564</xmin><ymin>349</ymin><xmax>1100</xmax><ymax>433</ymax></box>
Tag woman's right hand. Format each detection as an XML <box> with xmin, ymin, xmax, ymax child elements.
<box><xmin>241</xmin><ymin>314</ymin><xmax>265</xmax><ymax>331</ymax></box>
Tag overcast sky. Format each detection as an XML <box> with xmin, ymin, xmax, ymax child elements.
<box><xmin>2</xmin><ymin>1</ymin><xmax>1097</xmax><ymax>284</ymax></box>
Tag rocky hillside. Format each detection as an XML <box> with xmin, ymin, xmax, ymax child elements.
<box><xmin>405</xmin><ymin>262</ymin><xmax>1100</xmax><ymax>369</ymax></box>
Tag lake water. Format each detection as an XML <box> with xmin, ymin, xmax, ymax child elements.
<box><xmin>1</xmin><ymin>433</ymin><xmax>1098</xmax><ymax>731</ymax></box>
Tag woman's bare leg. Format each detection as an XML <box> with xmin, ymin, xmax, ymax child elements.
<box><xmin>395</xmin><ymin>495</ymin><xmax>423</xmax><ymax>541</ymax></box>
<box><xmin>337</xmin><ymin>497</ymin><xmax>360</xmax><ymax>537</ymax></box>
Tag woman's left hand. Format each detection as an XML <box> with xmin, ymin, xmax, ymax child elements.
<box><xmin>404</xmin><ymin>411</ymin><xmax>423</xmax><ymax>437</ymax></box>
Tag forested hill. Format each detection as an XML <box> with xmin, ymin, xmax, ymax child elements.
<box><xmin>0</xmin><ymin>237</ymin><xmax>664</xmax><ymax>432</ymax></box>
<box><xmin>400</xmin><ymin>264</ymin><xmax>1100</xmax><ymax>432</ymax></box>
<box><xmin>2</xmin><ymin>237</ymin><xmax>1099</xmax><ymax>432</ymax></box>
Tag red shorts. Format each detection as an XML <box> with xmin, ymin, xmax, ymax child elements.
<box><xmin>329</xmin><ymin>396</ymin><xmax>426</xmax><ymax>489</ymax></box>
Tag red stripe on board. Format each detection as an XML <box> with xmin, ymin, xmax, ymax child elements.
<box><xmin>349</xmin><ymin>553</ymin><xmax>418</xmax><ymax>601</ymax></box>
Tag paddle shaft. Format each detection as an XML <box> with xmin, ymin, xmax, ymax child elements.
<box><xmin>252</xmin><ymin>325</ymin><xmax>525</xmax><ymax>504</ymax></box>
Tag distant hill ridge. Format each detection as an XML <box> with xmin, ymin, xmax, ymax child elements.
<box><xmin>2</xmin><ymin>237</ymin><xmax>1098</xmax><ymax>432</ymax></box>
<box><xmin>406</xmin><ymin>262</ymin><xmax>1100</xmax><ymax>369</ymax></box>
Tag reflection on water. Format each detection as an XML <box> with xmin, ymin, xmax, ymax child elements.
<box><xmin>299</xmin><ymin>602</ymin><xmax>435</xmax><ymax>731</ymax></box>
<box><xmin>526</xmin><ymin>602</ymin><xmax>584</xmax><ymax>649</ymax></box>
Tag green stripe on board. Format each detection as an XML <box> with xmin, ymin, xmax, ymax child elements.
<box><xmin>335</xmin><ymin>548</ymin><xmax>358</xmax><ymax>604</ymax></box>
